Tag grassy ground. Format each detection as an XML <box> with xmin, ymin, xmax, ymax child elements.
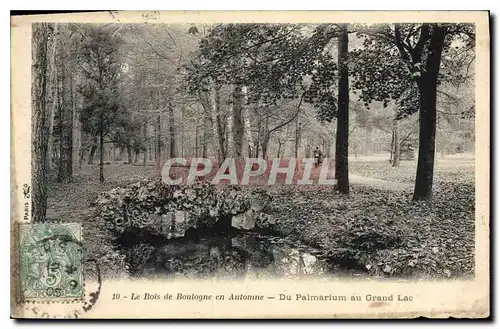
<box><xmin>349</xmin><ymin>153</ymin><xmax>474</xmax><ymax>185</ymax></box>
<box><xmin>46</xmin><ymin>164</ymin><xmax>157</xmax><ymax>220</ymax></box>
<box><xmin>46</xmin><ymin>154</ymin><xmax>475</xmax><ymax>279</ymax></box>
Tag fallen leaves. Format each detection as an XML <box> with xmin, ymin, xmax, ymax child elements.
<box><xmin>270</xmin><ymin>181</ymin><xmax>474</xmax><ymax>279</ymax></box>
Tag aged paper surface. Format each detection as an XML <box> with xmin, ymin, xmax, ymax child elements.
<box><xmin>11</xmin><ymin>11</ymin><xmax>489</xmax><ymax>319</ymax></box>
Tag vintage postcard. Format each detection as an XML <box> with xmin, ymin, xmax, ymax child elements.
<box><xmin>10</xmin><ymin>11</ymin><xmax>490</xmax><ymax>319</ymax></box>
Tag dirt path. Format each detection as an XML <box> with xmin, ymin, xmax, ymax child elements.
<box><xmin>349</xmin><ymin>174</ymin><xmax>412</xmax><ymax>191</ymax></box>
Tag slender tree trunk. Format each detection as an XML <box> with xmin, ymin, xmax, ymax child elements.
<box><xmin>88</xmin><ymin>138</ymin><xmax>97</xmax><ymax>165</ymax></box>
<box><xmin>142</xmin><ymin>120</ymin><xmax>147</xmax><ymax>166</ymax></box>
<box><xmin>261</xmin><ymin>134</ymin><xmax>270</xmax><ymax>160</ymax></box>
<box><xmin>72</xmin><ymin>69</ymin><xmax>81</xmax><ymax>172</ymax></box>
<box><xmin>195</xmin><ymin>119</ymin><xmax>199</xmax><ymax>158</ymax></box>
<box><xmin>78</xmin><ymin>144</ymin><xmax>85</xmax><ymax>169</ymax></box>
<box><xmin>392</xmin><ymin>119</ymin><xmax>400</xmax><ymax>167</ymax></box>
<box><xmin>305</xmin><ymin>142</ymin><xmax>311</xmax><ymax>158</ymax></box>
<box><xmin>47</xmin><ymin>23</ymin><xmax>58</xmax><ymax>172</ymax></box>
<box><xmin>255</xmin><ymin>118</ymin><xmax>261</xmax><ymax>158</ymax></box>
<box><xmin>168</xmin><ymin>102</ymin><xmax>176</xmax><ymax>158</ymax></box>
<box><xmin>180</xmin><ymin>105</ymin><xmax>185</xmax><ymax>157</ymax></box>
<box><xmin>127</xmin><ymin>140</ymin><xmax>132</xmax><ymax>164</ymax></box>
<box><xmin>231</xmin><ymin>84</ymin><xmax>244</xmax><ymax>158</ymax></box>
<box><xmin>335</xmin><ymin>24</ymin><xmax>350</xmax><ymax>194</ymax></box>
<box><xmin>389</xmin><ymin>128</ymin><xmax>395</xmax><ymax>163</ymax></box>
<box><xmin>210</xmin><ymin>87</ymin><xmax>223</xmax><ymax>161</ymax></box>
<box><xmin>215</xmin><ymin>113</ymin><xmax>226</xmax><ymax>159</ymax></box>
<box><xmin>226</xmin><ymin>86</ymin><xmax>235</xmax><ymax>158</ymax></box>
<box><xmin>208</xmin><ymin>86</ymin><xmax>226</xmax><ymax>161</ymax></box>
<box><xmin>277</xmin><ymin>139</ymin><xmax>283</xmax><ymax>158</ymax></box>
<box><xmin>31</xmin><ymin>23</ymin><xmax>51</xmax><ymax>222</ymax></box>
<box><xmin>155</xmin><ymin>113</ymin><xmax>161</xmax><ymax>171</ymax></box>
<box><xmin>99</xmin><ymin>109</ymin><xmax>104</xmax><ymax>183</ymax></box>
<box><xmin>413</xmin><ymin>26</ymin><xmax>447</xmax><ymax>200</ymax></box>
<box><xmin>57</xmin><ymin>59</ymin><xmax>73</xmax><ymax>183</ymax></box>
<box><xmin>202</xmin><ymin>107</ymin><xmax>209</xmax><ymax>158</ymax></box>
<box><xmin>282</xmin><ymin>125</ymin><xmax>290</xmax><ymax>157</ymax></box>
<box><xmin>261</xmin><ymin>113</ymin><xmax>270</xmax><ymax>159</ymax></box>
<box><xmin>295</xmin><ymin>118</ymin><xmax>301</xmax><ymax>158</ymax></box>
<box><xmin>364</xmin><ymin>127</ymin><xmax>373</xmax><ymax>155</ymax></box>
<box><xmin>242</xmin><ymin>86</ymin><xmax>255</xmax><ymax>157</ymax></box>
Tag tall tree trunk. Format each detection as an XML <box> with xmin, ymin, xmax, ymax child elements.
<box><xmin>88</xmin><ymin>138</ymin><xmax>97</xmax><ymax>165</ymax></box>
<box><xmin>335</xmin><ymin>24</ymin><xmax>349</xmax><ymax>194</ymax></box>
<box><xmin>155</xmin><ymin>113</ymin><xmax>161</xmax><ymax>171</ymax></box>
<box><xmin>142</xmin><ymin>120</ymin><xmax>147</xmax><ymax>166</ymax></box>
<box><xmin>47</xmin><ymin>23</ymin><xmax>58</xmax><ymax>172</ymax></box>
<box><xmin>78</xmin><ymin>143</ymin><xmax>85</xmax><ymax>169</ymax></box>
<box><xmin>231</xmin><ymin>84</ymin><xmax>244</xmax><ymax>158</ymax></box>
<box><xmin>195</xmin><ymin>119</ymin><xmax>199</xmax><ymax>158</ymax></box>
<box><xmin>168</xmin><ymin>102</ymin><xmax>176</xmax><ymax>158</ymax></box>
<box><xmin>295</xmin><ymin>118</ymin><xmax>301</xmax><ymax>158</ymax></box>
<box><xmin>255</xmin><ymin>118</ymin><xmax>261</xmax><ymax>158</ymax></box>
<box><xmin>180</xmin><ymin>105</ymin><xmax>185</xmax><ymax>157</ymax></box>
<box><xmin>31</xmin><ymin>23</ymin><xmax>51</xmax><ymax>222</ymax></box>
<box><xmin>364</xmin><ymin>127</ymin><xmax>373</xmax><ymax>155</ymax></box>
<box><xmin>242</xmin><ymin>86</ymin><xmax>255</xmax><ymax>157</ymax></box>
<box><xmin>413</xmin><ymin>26</ymin><xmax>447</xmax><ymax>200</ymax></box>
<box><xmin>226</xmin><ymin>86</ymin><xmax>235</xmax><ymax>158</ymax></box>
<box><xmin>261</xmin><ymin>113</ymin><xmax>270</xmax><ymax>159</ymax></box>
<box><xmin>277</xmin><ymin>138</ymin><xmax>283</xmax><ymax>158</ymax></box>
<box><xmin>127</xmin><ymin>140</ymin><xmax>132</xmax><ymax>164</ymax></box>
<box><xmin>282</xmin><ymin>125</ymin><xmax>290</xmax><ymax>157</ymax></box>
<box><xmin>57</xmin><ymin>59</ymin><xmax>73</xmax><ymax>183</ymax></box>
<box><xmin>72</xmin><ymin>68</ymin><xmax>81</xmax><ymax>172</ymax></box>
<box><xmin>202</xmin><ymin>107</ymin><xmax>209</xmax><ymax>158</ymax></box>
<box><xmin>389</xmin><ymin>127</ymin><xmax>395</xmax><ymax>163</ymax></box>
<box><xmin>326</xmin><ymin>138</ymin><xmax>331</xmax><ymax>158</ymax></box>
<box><xmin>392</xmin><ymin>119</ymin><xmax>400</xmax><ymax>167</ymax></box>
<box><xmin>215</xmin><ymin>102</ymin><xmax>226</xmax><ymax>159</ymax></box>
<box><xmin>99</xmin><ymin>109</ymin><xmax>104</xmax><ymax>183</ymax></box>
<box><xmin>210</xmin><ymin>86</ymin><xmax>225</xmax><ymax>161</ymax></box>
<box><xmin>305</xmin><ymin>142</ymin><xmax>311</xmax><ymax>158</ymax></box>
<box><xmin>261</xmin><ymin>134</ymin><xmax>270</xmax><ymax>160</ymax></box>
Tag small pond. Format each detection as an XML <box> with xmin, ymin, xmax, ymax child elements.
<box><xmin>121</xmin><ymin>232</ymin><xmax>335</xmax><ymax>279</ymax></box>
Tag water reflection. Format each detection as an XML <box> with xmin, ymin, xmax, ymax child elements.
<box><xmin>124</xmin><ymin>233</ymin><xmax>331</xmax><ymax>279</ymax></box>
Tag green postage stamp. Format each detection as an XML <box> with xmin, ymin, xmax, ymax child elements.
<box><xmin>19</xmin><ymin>223</ymin><xmax>83</xmax><ymax>300</ymax></box>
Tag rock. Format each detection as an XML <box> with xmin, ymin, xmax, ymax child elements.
<box><xmin>302</xmin><ymin>253</ymin><xmax>319</xmax><ymax>274</ymax></box>
<box><xmin>256</xmin><ymin>212</ymin><xmax>276</xmax><ymax>229</ymax></box>
<box><xmin>172</xmin><ymin>211</ymin><xmax>195</xmax><ymax>238</ymax></box>
<box><xmin>156</xmin><ymin>214</ymin><xmax>173</xmax><ymax>237</ymax></box>
<box><xmin>231</xmin><ymin>211</ymin><xmax>256</xmax><ymax>230</ymax></box>
<box><xmin>93</xmin><ymin>179</ymin><xmax>272</xmax><ymax>239</ymax></box>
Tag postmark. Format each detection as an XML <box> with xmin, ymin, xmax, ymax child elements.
<box><xmin>19</xmin><ymin>222</ymin><xmax>84</xmax><ymax>301</ymax></box>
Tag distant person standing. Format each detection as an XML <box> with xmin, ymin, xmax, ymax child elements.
<box><xmin>313</xmin><ymin>146</ymin><xmax>323</xmax><ymax>168</ymax></box>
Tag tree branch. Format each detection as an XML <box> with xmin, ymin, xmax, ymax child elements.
<box><xmin>268</xmin><ymin>93</ymin><xmax>305</xmax><ymax>134</ymax></box>
<box><xmin>411</xmin><ymin>24</ymin><xmax>431</xmax><ymax>61</ymax></box>
<box><xmin>394</xmin><ymin>24</ymin><xmax>414</xmax><ymax>70</ymax></box>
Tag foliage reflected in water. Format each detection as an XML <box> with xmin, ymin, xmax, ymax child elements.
<box><xmin>123</xmin><ymin>233</ymin><xmax>332</xmax><ymax>279</ymax></box>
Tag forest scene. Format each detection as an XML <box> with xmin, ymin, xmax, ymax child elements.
<box><xmin>30</xmin><ymin>22</ymin><xmax>475</xmax><ymax>280</ymax></box>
